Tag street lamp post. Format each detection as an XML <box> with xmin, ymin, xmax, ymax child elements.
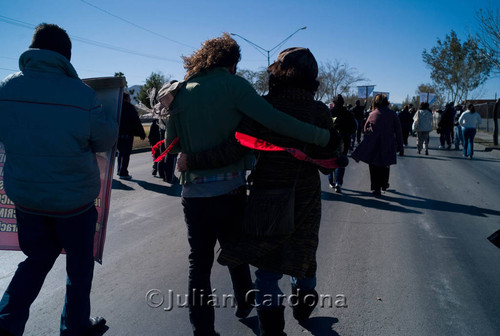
<box><xmin>230</xmin><ymin>27</ymin><xmax>307</xmax><ymax>66</ymax></box>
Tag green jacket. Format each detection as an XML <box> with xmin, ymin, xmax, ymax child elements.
<box><xmin>166</xmin><ymin>67</ymin><xmax>329</xmax><ymax>184</ymax></box>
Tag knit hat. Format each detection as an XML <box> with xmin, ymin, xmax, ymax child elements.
<box><xmin>268</xmin><ymin>47</ymin><xmax>318</xmax><ymax>79</ymax></box>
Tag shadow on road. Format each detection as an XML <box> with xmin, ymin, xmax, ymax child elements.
<box><xmin>323</xmin><ymin>188</ymin><xmax>500</xmax><ymax>218</ymax></box>
<box><xmin>387</xmin><ymin>190</ymin><xmax>500</xmax><ymax>218</ymax></box>
<box><xmin>238</xmin><ymin>315</ymin><xmax>340</xmax><ymax>336</ymax></box>
<box><xmin>322</xmin><ymin>190</ymin><xmax>422</xmax><ymax>214</ymax></box>
<box><xmin>135</xmin><ymin>179</ymin><xmax>182</xmax><ymax>197</ymax></box>
<box><xmin>299</xmin><ymin>316</ymin><xmax>340</xmax><ymax>336</ymax></box>
<box><xmin>111</xmin><ymin>179</ymin><xmax>134</xmax><ymax>190</ymax></box>
<box><xmin>112</xmin><ymin>178</ymin><xmax>182</xmax><ymax>197</ymax></box>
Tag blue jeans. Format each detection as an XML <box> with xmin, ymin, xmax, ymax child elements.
<box><xmin>0</xmin><ymin>206</ymin><xmax>97</xmax><ymax>336</ymax></box>
<box><xmin>462</xmin><ymin>127</ymin><xmax>476</xmax><ymax>157</ymax></box>
<box><xmin>254</xmin><ymin>269</ymin><xmax>316</xmax><ymax>310</ymax></box>
<box><xmin>182</xmin><ymin>187</ymin><xmax>253</xmax><ymax>336</ymax></box>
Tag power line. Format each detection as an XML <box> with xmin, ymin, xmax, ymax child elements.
<box><xmin>79</xmin><ymin>0</ymin><xmax>195</xmax><ymax>49</ymax></box>
<box><xmin>0</xmin><ymin>15</ymin><xmax>182</xmax><ymax>63</ymax></box>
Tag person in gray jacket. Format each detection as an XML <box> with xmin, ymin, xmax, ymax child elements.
<box><xmin>0</xmin><ymin>23</ymin><xmax>117</xmax><ymax>336</ymax></box>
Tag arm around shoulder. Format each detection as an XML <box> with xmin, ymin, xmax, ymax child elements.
<box><xmin>230</xmin><ymin>76</ymin><xmax>329</xmax><ymax>146</ymax></box>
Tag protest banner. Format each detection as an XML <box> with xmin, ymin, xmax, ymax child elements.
<box><xmin>419</xmin><ymin>92</ymin><xmax>437</xmax><ymax>105</ymax></box>
<box><xmin>357</xmin><ymin>85</ymin><xmax>375</xmax><ymax>99</ymax></box>
<box><xmin>0</xmin><ymin>76</ymin><xmax>125</xmax><ymax>263</ymax></box>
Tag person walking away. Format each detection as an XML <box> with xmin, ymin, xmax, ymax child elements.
<box><xmin>148</xmin><ymin>118</ymin><xmax>165</xmax><ymax>177</ymax></box>
<box><xmin>0</xmin><ymin>23</ymin><xmax>117</xmax><ymax>336</ymax></box>
<box><xmin>178</xmin><ymin>47</ymin><xmax>341</xmax><ymax>336</ymax></box>
<box><xmin>351</xmin><ymin>99</ymin><xmax>365</xmax><ymax>144</ymax></box>
<box><xmin>398</xmin><ymin>105</ymin><xmax>413</xmax><ymax>146</ymax></box>
<box><xmin>117</xmin><ymin>92</ymin><xmax>146</xmax><ymax>180</ymax></box>
<box><xmin>458</xmin><ymin>104</ymin><xmax>482</xmax><ymax>159</ymax></box>
<box><xmin>438</xmin><ymin>102</ymin><xmax>454</xmax><ymax>149</ymax></box>
<box><xmin>164</xmin><ymin>34</ymin><xmax>337</xmax><ymax>336</ymax></box>
<box><xmin>453</xmin><ymin>105</ymin><xmax>464</xmax><ymax>150</ymax></box>
<box><xmin>329</xmin><ymin>94</ymin><xmax>356</xmax><ymax>193</ymax></box>
<box><xmin>412</xmin><ymin>102</ymin><xmax>433</xmax><ymax>155</ymax></box>
<box><xmin>352</xmin><ymin>94</ymin><xmax>403</xmax><ymax>196</ymax></box>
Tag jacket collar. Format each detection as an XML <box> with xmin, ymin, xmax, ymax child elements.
<box><xmin>19</xmin><ymin>49</ymin><xmax>79</xmax><ymax>79</ymax></box>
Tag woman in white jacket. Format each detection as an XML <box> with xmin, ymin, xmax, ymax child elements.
<box><xmin>458</xmin><ymin>104</ymin><xmax>482</xmax><ymax>159</ymax></box>
<box><xmin>412</xmin><ymin>102</ymin><xmax>433</xmax><ymax>155</ymax></box>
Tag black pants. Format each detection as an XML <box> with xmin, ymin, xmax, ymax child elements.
<box><xmin>182</xmin><ymin>187</ymin><xmax>253</xmax><ymax>336</ymax></box>
<box><xmin>440</xmin><ymin>127</ymin><xmax>452</xmax><ymax>147</ymax></box>
<box><xmin>117</xmin><ymin>135</ymin><xmax>133</xmax><ymax>176</ymax></box>
<box><xmin>369</xmin><ymin>164</ymin><xmax>390</xmax><ymax>191</ymax></box>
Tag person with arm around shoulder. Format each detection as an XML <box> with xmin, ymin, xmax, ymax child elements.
<box><xmin>165</xmin><ymin>33</ymin><xmax>337</xmax><ymax>336</ymax></box>
<box><xmin>458</xmin><ymin>103</ymin><xmax>482</xmax><ymax>159</ymax></box>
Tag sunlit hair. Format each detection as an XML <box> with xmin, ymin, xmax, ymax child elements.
<box><xmin>372</xmin><ymin>93</ymin><xmax>389</xmax><ymax>109</ymax></box>
<box><xmin>182</xmin><ymin>33</ymin><xmax>241</xmax><ymax>79</ymax></box>
<box><xmin>419</xmin><ymin>102</ymin><xmax>429</xmax><ymax>110</ymax></box>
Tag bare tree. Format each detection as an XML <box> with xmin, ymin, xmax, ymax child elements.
<box><xmin>315</xmin><ymin>60</ymin><xmax>367</xmax><ymax>103</ymax></box>
<box><xmin>237</xmin><ymin>68</ymin><xmax>269</xmax><ymax>95</ymax></box>
<box><xmin>476</xmin><ymin>7</ymin><xmax>500</xmax><ymax>75</ymax></box>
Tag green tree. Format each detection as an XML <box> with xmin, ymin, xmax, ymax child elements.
<box><xmin>422</xmin><ymin>30</ymin><xmax>492</xmax><ymax>104</ymax></box>
<box><xmin>136</xmin><ymin>72</ymin><xmax>170</xmax><ymax>108</ymax></box>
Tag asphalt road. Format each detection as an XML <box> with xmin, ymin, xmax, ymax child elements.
<box><xmin>1</xmin><ymin>132</ymin><xmax>500</xmax><ymax>336</ymax></box>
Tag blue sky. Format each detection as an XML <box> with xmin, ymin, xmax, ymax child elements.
<box><xmin>1</xmin><ymin>0</ymin><xmax>499</xmax><ymax>104</ymax></box>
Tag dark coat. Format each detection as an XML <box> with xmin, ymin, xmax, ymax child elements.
<box><xmin>331</xmin><ymin>105</ymin><xmax>357</xmax><ymax>154</ymax></box>
<box><xmin>217</xmin><ymin>89</ymin><xmax>335</xmax><ymax>278</ymax></box>
<box><xmin>352</xmin><ymin>106</ymin><xmax>403</xmax><ymax>166</ymax></box>
<box><xmin>438</xmin><ymin>106</ymin><xmax>455</xmax><ymax>129</ymax></box>
<box><xmin>119</xmin><ymin>101</ymin><xmax>146</xmax><ymax>138</ymax></box>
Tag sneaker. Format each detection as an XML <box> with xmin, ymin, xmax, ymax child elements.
<box><xmin>119</xmin><ymin>175</ymin><xmax>132</xmax><ymax>180</ymax></box>
<box><xmin>382</xmin><ymin>183</ymin><xmax>389</xmax><ymax>192</ymax></box>
<box><xmin>84</xmin><ymin>316</ymin><xmax>107</xmax><ymax>335</ymax></box>
<box><xmin>372</xmin><ymin>189</ymin><xmax>381</xmax><ymax>196</ymax></box>
<box><xmin>329</xmin><ymin>182</ymin><xmax>334</xmax><ymax>189</ymax></box>
<box><xmin>438</xmin><ymin>145</ymin><xmax>444</xmax><ymax>149</ymax></box>
<box><xmin>335</xmin><ymin>185</ymin><xmax>342</xmax><ymax>194</ymax></box>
